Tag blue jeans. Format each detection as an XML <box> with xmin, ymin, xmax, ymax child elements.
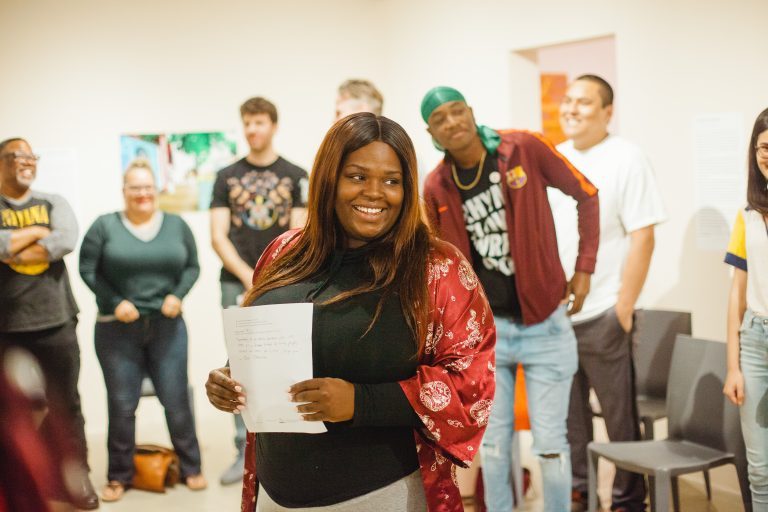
<box><xmin>740</xmin><ymin>309</ymin><xmax>768</xmax><ymax>509</ymax></box>
<box><xmin>95</xmin><ymin>315</ymin><xmax>201</xmax><ymax>483</ymax></box>
<box><xmin>480</xmin><ymin>305</ymin><xmax>578</xmax><ymax>512</ymax></box>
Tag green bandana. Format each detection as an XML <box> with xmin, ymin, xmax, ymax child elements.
<box><xmin>420</xmin><ymin>86</ymin><xmax>501</xmax><ymax>154</ymax></box>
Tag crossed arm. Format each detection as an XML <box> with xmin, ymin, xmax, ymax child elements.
<box><xmin>1</xmin><ymin>226</ymin><xmax>52</xmax><ymax>265</ymax></box>
<box><xmin>1</xmin><ymin>196</ymin><xmax>78</xmax><ymax>265</ymax></box>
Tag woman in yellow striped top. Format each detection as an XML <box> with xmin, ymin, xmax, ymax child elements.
<box><xmin>724</xmin><ymin>107</ymin><xmax>768</xmax><ymax>508</ymax></box>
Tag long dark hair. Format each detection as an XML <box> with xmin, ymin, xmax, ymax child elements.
<box><xmin>747</xmin><ymin>108</ymin><xmax>768</xmax><ymax>215</ymax></box>
<box><xmin>244</xmin><ymin>113</ymin><xmax>433</xmax><ymax>353</ymax></box>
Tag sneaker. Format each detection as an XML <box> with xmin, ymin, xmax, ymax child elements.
<box><xmin>219</xmin><ymin>452</ymin><xmax>245</xmax><ymax>486</ymax></box>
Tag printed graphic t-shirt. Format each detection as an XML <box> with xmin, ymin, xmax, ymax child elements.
<box><xmin>456</xmin><ymin>156</ymin><xmax>522</xmax><ymax>319</ymax></box>
<box><xmin>0</xmin><ymin>192</ymin><xmax>79</xmax><ymax>332</ymax></box>
<box><xmin>210</xmin><ymin>156</ymin><xmax>308</xmax><ymax>282</ymax></box>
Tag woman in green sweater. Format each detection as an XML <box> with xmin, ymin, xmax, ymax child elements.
<box><xmin>79</xmin><ymin>159</ymin><xmax>206</xmax><ymax>501</ymax></box>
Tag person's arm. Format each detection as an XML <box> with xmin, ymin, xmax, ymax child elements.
<box><xmin>615</xmin><ymin>147</ymin><xmax>667</xmax><ymax>329</ymax></box>
<box><xmin>163</xmin><ymin>218</ymin><xmax>201</xmax><ymax>318</ymax></box>
<box><xmin>288</xmin><ymin>171</ymin><xmax>309</xmax><ymax>229</ymax></box>
<box><xmin>210</xmin><ymin>207</ymin><xmax>255</xmax><ymax>289</ymax></box>
<box><xmin>724</xmin><ymin>268</ymin><xmax>747</xmax><ymax>405</ymax></box>
<box><xmin>171</xmin><ymin>218</ymin><xmax>201</xmax><ymax>297</ymax></box>
<box><xmin>0</xmin><ymin>226</ymin><xmax>50</xmax><ymax>260</ymax></box>
<box><xmin>615</xmin><ymin>225</ymin><xmax>656</xmax><ymax>332</ymax></box>
<box><xmin>529</xmin><ymin>133</ymin><xmax>599</xmax><ymax>314</ymax></box>
<box><xmin>78</xmin><ymin>216</ymin><xmax>138</xmax><ymax>322</ymax></box>
<box><xmin>206</xmin><ymin>367</ymin><xmax>246</xmax><ymax>414</ymax></box>
<box><xmin>36</xmin><ymin>194</ymin><xmax>78</xmax><ymax>261</ymax></box>
<box><xmin>7</xmin><ymin>243</ymin><xmax>50</xmax><ymax>265</ymax></box>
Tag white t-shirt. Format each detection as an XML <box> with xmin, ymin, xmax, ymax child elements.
<box><xmin>549</xmin><ymin>135</ymin><xmax>667</xmax><ymax>322</ymax></box>
<box><xmin>725</xmin><ymin>207</ymin><xmax>768</xmax><ymax>317</ymax></box>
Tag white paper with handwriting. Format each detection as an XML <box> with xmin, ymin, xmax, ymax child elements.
<box><xmin>223</xmin><ymin>303</ymin><xmax>326</xmax><ymax>434</ymax></box>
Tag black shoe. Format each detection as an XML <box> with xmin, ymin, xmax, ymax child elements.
<box><xmin>71</xmin><ymin>475</ymin><xmax>99</xmax><ymax>510</ymax></box>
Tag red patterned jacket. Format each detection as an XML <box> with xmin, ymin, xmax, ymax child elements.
<box><xmin>240</xmin><ymin>230</ymin><xmax>496</xmax><ymax>512</ymax></box>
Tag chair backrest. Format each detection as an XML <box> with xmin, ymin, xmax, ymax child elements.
<box><xmin>633</xmin><ymin>309</ymin><xmax>692</xmax><ymax>398</ymax></box>
<box><xmin>666</xmin><ymin>336</ymin><xmax>744</xmax><ymax>459</ymax></box>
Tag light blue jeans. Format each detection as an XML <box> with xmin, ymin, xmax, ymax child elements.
<box><xmin>740</xmin><ymin>309</ymin><xmax>768</xmax><ymax>509</ymax></box>
<box><xmin>480</xmin><ymin>305</ymin><xmax>578</xmax><ymax>512</ymax></box>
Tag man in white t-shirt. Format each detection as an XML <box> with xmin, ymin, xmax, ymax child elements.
<box><xmin>549</xmin><ymin>75</ymin><xmax>666</xmax><ymax>512</ymax></box>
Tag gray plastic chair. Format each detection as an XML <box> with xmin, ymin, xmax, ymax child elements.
<box><xmin>590</xmin><ymin>309</ymin><xmax>691</xmax><ymax>439</ymax></box>
<box><xmin>587</xmin><ymin>335</ymin><xmax>751</xmax><ymax>511</ymax></box>
<box><xmin>632</xmin><ymin>309</ymin><xmax>692</xmax><ymax>441</ymax></box>
<box><xmin>590</xmin><ymin>310</ymin><xmax>697</xmax><ymax>509</ymax></box>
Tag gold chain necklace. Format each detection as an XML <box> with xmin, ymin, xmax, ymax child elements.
<box><xmin>451</xmin><ymin>151</ymin><xmax>486</xmax><ymax>191</ymax></box>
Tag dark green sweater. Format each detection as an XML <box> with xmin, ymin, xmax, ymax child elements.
<box><xmin>79</xmin><ymin>212</ymin><xmax>199</xmax><ymax>316</ymax></box>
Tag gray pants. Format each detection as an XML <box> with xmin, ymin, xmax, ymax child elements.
<box><xmin>567</xmin><ymin>307</ymin><xmax>646</xmax><ymax>511</ymax></box>
<box><xmin>221</xmin><ymin>280</ymin><xmax>247</xmax><ymax>453</ymax></box>
<box><xmin>255</xmin><ymin>470</ymin><xmax>427</xmax><ymax>512</ymax></box>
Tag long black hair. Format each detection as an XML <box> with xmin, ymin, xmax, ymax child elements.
<box><xmin>747</xmin><ymin>108</ymin><xmax>768</xmax><ymax>215</ymax></box>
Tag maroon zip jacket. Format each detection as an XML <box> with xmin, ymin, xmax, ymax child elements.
<box><xmin>423</xmin><ymin>129</ymin><xmax>599</xmax><ymax>326</ymax></box>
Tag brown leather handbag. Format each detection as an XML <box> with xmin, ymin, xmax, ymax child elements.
<box><xmin>132</xmin><ymin>444</ymin><xmax>180</xmax><ymax>493</ymax></box>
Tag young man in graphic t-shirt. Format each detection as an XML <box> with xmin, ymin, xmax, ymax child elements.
<box><xmin>210</xmin><ymin>97</ymin><xmax>308</xmax><ymax>485</ymax></box>
<box><xmin>421</xmin><ymin>86</ymin><xmax>600</xmax><ymax>512</ymax></box>
<box><xmin>549</xmin><ymin>75</ymin><xmax>666</xmax><ymax>512</ymax></box>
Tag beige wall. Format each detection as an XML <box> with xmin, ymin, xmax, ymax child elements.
<box><xmin>1</xmin><ymin>0</ymin><xmax>765</xmax><ymax>475</ymax></box>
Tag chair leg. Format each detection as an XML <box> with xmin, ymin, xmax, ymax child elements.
<box><xmin>648</xmin><ymin>476</ymin><xmax>656</xmax><ymax>511</ymax></box>
<box><xmin>654</xmin><ymin>471</ymin><xmax>671</xmax><ymax>512</ymax></box>
<box><xmin>642</xmin><ymin>416</ymin><xmax>655</xmax><ymax>441</ymax></box>
<box><xmin>587</xmin><ymin>447</ymin><xmax>599</xmax><ymax>512</ymax></box>
<box><xmin>671</xmin><ymin>476</ymin><xmax>680</xmax><ymax>512</ymax></box>
<box><xmin>703</xmin><ymin>470</ymin><xmax>712</xmax><ymax>501</ymax></box>
<box><xmin>735</xmin><ymin>459</ymin><xmax>753</xmax><ymax>512</ymax></box>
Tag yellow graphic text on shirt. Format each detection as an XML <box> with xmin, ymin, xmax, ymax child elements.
<box><xmin>0</xmin><ymin>203</ymin><xmax>51</xmax><ymax>275</ymax></box>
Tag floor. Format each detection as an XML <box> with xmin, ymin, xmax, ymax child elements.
<box><xmin>79</xmin><ymin>417</ymin><xmax>748</xmax><ymax>512</ymax></box>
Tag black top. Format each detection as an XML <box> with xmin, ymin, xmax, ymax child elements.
<box><xmin>252</xmin><ymin>246</ymin><xmax>420</xmax><ymax>507</ymax></box>
<box><xmin>210</xmin><ymin>157</ymin><xmax>308</xmax><ymax>283</ymax></box>
<box><xmin>456</xmin><ymin>156</ymin><xmax>522</xmax><ymax>319</ymax></box>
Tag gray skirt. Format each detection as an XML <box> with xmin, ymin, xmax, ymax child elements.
<box><xmin>254</xmin><ymin>469</ymin><xmax>427</xmax><ymax>512</ymax></box>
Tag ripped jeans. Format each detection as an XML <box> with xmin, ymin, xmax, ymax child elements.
<box><xmin>480</xmin><ymin>306</ymin><xmax>578</xmax><ymax>512</ymax></box>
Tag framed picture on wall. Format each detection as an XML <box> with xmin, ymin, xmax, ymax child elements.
<box><xmin>120</xmin><ymin>132</ymin><xmax>238</xmax><ymax>213</ymax></box>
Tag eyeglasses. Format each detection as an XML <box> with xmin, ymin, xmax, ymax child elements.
<box><xmin>756</xmin><ymin>145</ymin><xmax>768</xmax><ymax>159</ymax></box>
<box><xmin>125</xmin><ymin>185</ymin><xmax>155</xmax><ymax>194</ymax></box>
<box><xmin>1</xmin><ymin>151</ymin><xmax>41</xmax><ymax>163</ymax></box>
